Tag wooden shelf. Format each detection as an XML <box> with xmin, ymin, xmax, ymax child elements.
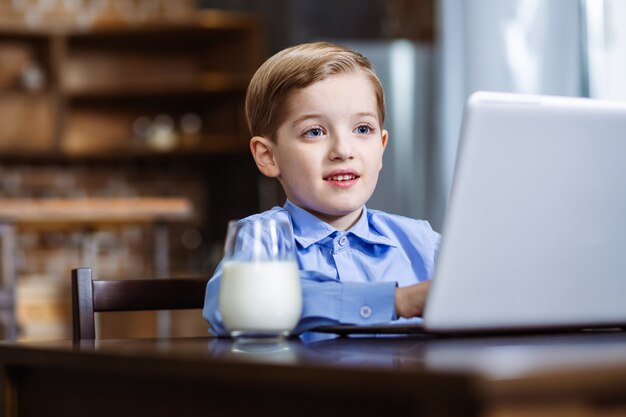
<box><xmin>0</xmin><ymin>9</ymin><xmax>262</xmax><ymax>36</ymax></box>
<box><xmin>62</xmin><ymin>72</ymin><xmax>250</xmax><ymax>98</ymax></box>
<box><xmin>0</xmin><ymin>197</ymin><xmax>194</xmax><ymax>225</ymax></box>
<box><xmin>62</xmin><ymin>135</ymin><xmax>250</xmax><ymax>158</ymax></box>
<box><xmin>0</xmin><ymin>139</ymin><xmax>249</xmax><ymax>162</ymax></box>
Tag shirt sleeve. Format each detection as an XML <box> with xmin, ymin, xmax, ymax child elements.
<box><xmin>202</xmin><ymin>262</ymin><xmax>228</xmax><ymax>336</ymax></box>
<box><xmin>293</xmin><ymin>269</ymin><xmax>397</xmax><ymax>333</ymax></box>
<box><xmin>202</xmin><ymin>265</ymin><xmax>397</xmax><ymax>336</ymax></box>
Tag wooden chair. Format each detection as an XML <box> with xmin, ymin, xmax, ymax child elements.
<box><xmin>71</xmin><ymin>267</ymin><xmax>208</xmax><ymax>342</ymax></box>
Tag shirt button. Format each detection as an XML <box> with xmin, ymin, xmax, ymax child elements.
<box><xmin>359</xmin><ymin>305</ymin><xmax>373</xmax><ymax>319</ymax></box>
<box><xmin>338</xmin><ymin>236</ymin><xmax>348</xmax><ymax>247</ymax></box>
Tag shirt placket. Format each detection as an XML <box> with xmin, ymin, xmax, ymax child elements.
<box><xmin>332</xmin><ymin>233</ymin><xmax>373</xmax><ymax>320</ymax></box>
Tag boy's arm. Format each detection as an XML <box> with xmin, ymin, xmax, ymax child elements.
<box><xmin>293</xmin><ymin>270</ymin><xmax>398</xmax><ymax>333</ymax></box>
<box><xmin>202</xmin><ymin>263</ymin><xmax>229</xmax><ymax>336</ymax></box>
<box><xmin>203</xmin><ymin>266</ymin><xmax>400</xmax><ymax>336</ymax></box>
<box><xmin>296</xmin><ymin>275</ymin><xmax>431</xmax><ymax>333</ymax></box>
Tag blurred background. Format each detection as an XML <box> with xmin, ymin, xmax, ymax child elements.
<box><xmin>0</xmin><ymin>0</ymin><xmax>624</xmax><ymax>340</ymax></box>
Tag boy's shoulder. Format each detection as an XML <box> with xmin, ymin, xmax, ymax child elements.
<box><xmin>366</xmin><ymin>207</ymin><xmax>438</xmax><ymax>240</ymax></box>
<box><xmin>366</xmin><ymin>207</ymin><xmax>431</xmax><ymax>228</ymax></box>
<box><xmin>239</xmin><ymin>206</ymin><xmax>290</xmax><ymax>223</ymax></box>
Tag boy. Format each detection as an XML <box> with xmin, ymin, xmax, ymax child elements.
<box><xmin>203</xmin><ymin>42</ymin><xmax>440</xmax><ymax>335</ymax></box>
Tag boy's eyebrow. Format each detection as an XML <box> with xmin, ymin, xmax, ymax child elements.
<box><xmin>291</xmin><ymin>114</ymin><xmax>322</xmax><ymax>127</ymax></box>
<box><xmin>291</xmin><ymin>112</ymin><xmax>379</xmax><ymax>127</ymax></box>
<box><xmin>355</xmin><ymin>112</ymin><xmax>379</xmax><ymax>120</ymax></box>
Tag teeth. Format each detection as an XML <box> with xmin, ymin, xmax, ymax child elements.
<box><xmin>329</xmin><ymin>175</ymin><xmax>356</xmax><ymax>181</ymax></box>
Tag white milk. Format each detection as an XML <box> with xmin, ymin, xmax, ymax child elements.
<box><xmin>219</xmin><ymin>261</ymin><xmax>302</xmax><ymax>336</ymax></box>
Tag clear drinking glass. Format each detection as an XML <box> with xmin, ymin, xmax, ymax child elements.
<box><xmin>219</xmin><ymin>218</ymin><xmax>302</xmax><ymax>338</ymax></box>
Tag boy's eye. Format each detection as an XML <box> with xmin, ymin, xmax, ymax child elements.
<box><xmin>354</xmin><ymin>125</ymin><xmax>373</xmax><ymax>135</ymax></box>
<box><xmin>304</xmin><ymin>127</ymin><xmax>324</xmax><ymax>138</ymax></box>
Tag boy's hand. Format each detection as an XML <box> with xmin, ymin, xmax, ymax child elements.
<box><xmin>395</xmin><ymin>281</ymin><xmax>431</xmax><ymax>318</ymax></box>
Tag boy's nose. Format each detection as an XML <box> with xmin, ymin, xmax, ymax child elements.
<box><xmin>328</xmin><ymin>134</ymin><xmax>354</xmax><ymax>161</ymax></box>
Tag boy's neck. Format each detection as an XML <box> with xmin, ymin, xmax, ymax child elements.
<box><xmin>306</xmin><ymin>206</ymin><xmax>363</xmax><ymax>231</ymax></box>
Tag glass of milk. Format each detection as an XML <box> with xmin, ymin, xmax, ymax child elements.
<box><xmin>219</xmin><ymin>218</ymin><xmax>302</xmax><ymax>338</ymax></box>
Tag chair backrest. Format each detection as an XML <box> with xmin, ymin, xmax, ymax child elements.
<box><xmin>71</xmin><ymin>267</ymin><xmax>208</xmax><ymax>342</ymax></box>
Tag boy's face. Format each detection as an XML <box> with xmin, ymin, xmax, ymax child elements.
<box><xmin>252</xmin><ymin>72</ymin><xmax>388</xmax><ymax>229</ymax></box>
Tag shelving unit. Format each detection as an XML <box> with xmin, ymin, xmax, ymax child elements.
<box><xmin>0</xmin><ymin>10</ymin><xmax>267</xmax><ymax>340</ymax></box>
<box><xmin>0</xmin><ymin>10</ymin><xmax>264</xmax><ymax>158</ymax></box>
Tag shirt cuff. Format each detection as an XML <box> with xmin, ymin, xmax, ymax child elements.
<box><xmin>339</xmin><ymin>281</ymin><xmax>396</xmax><ymax>324</ymax></box>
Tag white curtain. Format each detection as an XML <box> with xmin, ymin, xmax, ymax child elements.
<box><xmin>583</xmin><ymin>0</ymin><xmax>626</xmax><ymax>100</ymax></box>
<box><xmin>433</xmin><ymin>0</ymin><xmax>583</xmax><ymax>229</ymax></box>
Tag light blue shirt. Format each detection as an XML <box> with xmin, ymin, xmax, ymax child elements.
<box><xmin>203</xmin><ymin>200</ymin><xmax>441</xmax><ymax>336</ymax></box>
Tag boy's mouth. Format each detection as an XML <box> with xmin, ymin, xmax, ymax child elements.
<box><xmin>323</xmin><ymin>170</ymin><xmax>360</xmax><ymax>187</ymax></box>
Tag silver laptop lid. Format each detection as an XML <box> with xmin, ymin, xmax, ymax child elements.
<box><xmin>425</xmin><ymin>91</ymin><xmax>626</xmax><ymax>332</ymax></box>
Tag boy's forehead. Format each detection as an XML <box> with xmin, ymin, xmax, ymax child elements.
<box><xmin>283</xmin><ymin>73</ymin><xmax>380</xmax><ymax>121</ymax></box>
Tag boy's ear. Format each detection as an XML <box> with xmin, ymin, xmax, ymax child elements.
<box><xmin>380</xmin><ymin>129</ymin><xmax>389</xmax><ymax>169</ymax></box>
<box><xmin>250</xmin><ymin>136</ymin><xmax>280</xmax><ymax>178</ymax></box>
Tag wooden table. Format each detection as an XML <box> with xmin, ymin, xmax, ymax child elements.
<box><xmin>1</xmin><ymin>331</ymin><xmax>625</xmax><ymax>417</ymax></box>
<box><xmin>0</xmin><ymin>198</ymin><xmax>194</xmax><ymax>340</ymax></box>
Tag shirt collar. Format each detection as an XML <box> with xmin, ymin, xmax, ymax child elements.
<box><xmin>284</xmin><ymin>200</ymin><xmax>396</xmax><ymax>248</ymax></box>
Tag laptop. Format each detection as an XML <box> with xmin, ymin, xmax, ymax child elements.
<box><xmin>317</xmin><ymin>91</ymin><xmax>626</xmax><ymax>335</ymax></box>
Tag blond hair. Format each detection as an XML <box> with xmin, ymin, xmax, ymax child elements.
<box><xmin>245</xmin><ymin>42</ymin><xmax>386</xmax><ymax>140</ymax></box>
